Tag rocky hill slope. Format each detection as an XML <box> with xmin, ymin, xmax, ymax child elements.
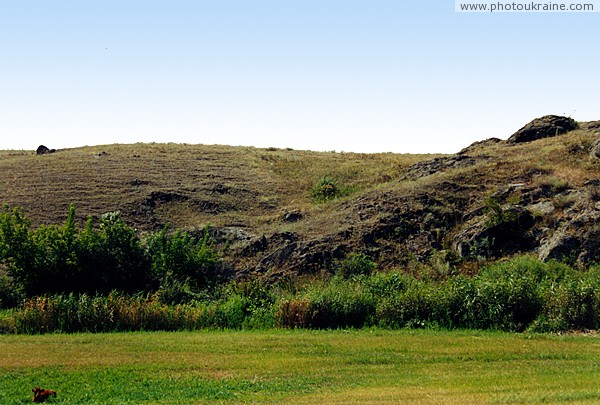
<box><xmin>2</xmin><ymin>115</ymin><xmax>600</xmax><ymax>276</ymax></box>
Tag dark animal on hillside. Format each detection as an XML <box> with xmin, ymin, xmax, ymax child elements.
<box><xmin>36</xmin><ymin>145</ymin><xmax>56</xmax><ymax>155</ymax></box>
<box><xmin>32</xmin><ymin>387</ymin><xmax>57</xmax><ymax>402</ymax></box>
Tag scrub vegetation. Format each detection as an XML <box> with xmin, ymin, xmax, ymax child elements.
<box><xmin>1</xmin><ymin>205</ymin><xmax>599</xmax><ymax>334</ymax></box>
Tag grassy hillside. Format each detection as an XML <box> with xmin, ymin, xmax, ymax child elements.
<box><xmin>1</xmin><ymin>118</ymin><xmax>600</xmax><ymax>275</ymax></box>
<box><xmin>0</xmin><ymin>143</ymin><xmax>435</xmax><ymax>231</ymax></box>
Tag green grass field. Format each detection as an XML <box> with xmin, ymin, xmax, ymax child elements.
<box><xmin>1</xmin><ymin>329</ymin><xmax>599</xmax><ymax>404</ymax></box>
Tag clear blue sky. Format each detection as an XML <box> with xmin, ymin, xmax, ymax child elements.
<box><xmin>1</xmin><ymin>1</ymin><xmax>598</xmax><ymax>153</ymax></box>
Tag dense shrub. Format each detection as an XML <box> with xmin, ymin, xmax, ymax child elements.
<box><xmin>76</xmin><ymin>211</ymin><xmax>151</xmax><ymax>294</ymax></box>
<box><xmin>443</xmin><ymin>261</ymin><xmax>543</xmax><ymax>331</ymax></box>
<box><xmin>376</xmin><ymin>282</ymin><xmax>441</xmax><ymax>329</ymax></box>
<box><xmin>212</xmin><ymin>294</ymin><xmax>250</xmax><ymax>329</ymax></box>
<box><xmin>336</xmin><ymin>253</ymin><xmax>376</xmax><ymax>278</ymax></box>
<box><xmin>370</xmin><ymin>257</ymin><xmax>599</xmax><ymax>332</ymax></box>
<box><xmin>0</xmin><ymin>206</ymin><xmax>152</xmax><ymax>296</ymax></box>
<box><xmin>154</xmin><ymin>277</ymin><xmax>202</xmax><ymax>305</ymax></box>
<box><xmin>0</xmin><ymin>206</ymin><xmax>222</xmax><ymax>299</ymax></box>
<box><xmin>478</xmin><ymin>255</ymin><xmax>569</xmax><ymax>285</ymax></box>
<box><xmin>365</xmin><ymin>271</ymin><xmax>414</xmax><ymax>297</ymax></box>
<box><xmin>0</xmin><ymin>268</ymin><xmax>23</xmax><ymax>309</ymax></box>
<box><xmin>147</xmin><ymin>226</ymin><xmax>221</xmax><ymax>300</ymax></box>
<box><xmin>531</xmin><ymin>279</ymin><xmax>599</xmax><ymax>332</ymax></box>
<box><xmin>466</xmin><ymin>277</ymin><xmax>540</xmax><ymax>331</ymax></box>
<box><xmin>276</xmin><ymin>277</ymin><xmax>376</xmax><ymax>329</ymax></box>
<box><xmin>0</xmin><ymin>205</ymin><xmax>37</xmax><ymax>294</ymax></box>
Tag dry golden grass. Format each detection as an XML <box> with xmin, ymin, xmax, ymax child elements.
<box><xmin>0</xmin><ymin>143</ymin><xmax>438</xmax><ymax>232</ymax></box>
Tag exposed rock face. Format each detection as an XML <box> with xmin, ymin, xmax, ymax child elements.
<box><xmin>507</xmin><ymin>115</ymin><xmax>578</xmax><ymax>143</ymax></box>
<box><xmin>583</xmin><ymin>120</ymin><xmax>600</xmax><ymax>131</ymax></box>
<box><xmin>240</xmin><ymin>235</ymin><xmax>269</xmax><ymax>257</ymax></box>
<box><xmin>538</xmin><ymin>230</ymin><xmax>580</xmax><ymax>263</ymax></box>
<box><xmin>402</xmin><ymin>155</ymin><xmax>478</xmax><ymax>180</ymax></box>
<box><xmin>538</xmin><ymin>205</ymin><xmax>600</xmax><ymax>265</ymax></box>
<box><xmin>590</xmin><ymin>139</ymin><xmax>600</xmax><ymax>160</ymax></box>
<box><xmin>459</xmin><ymin>138</ymin><xmax>503</xmax><ymax>155</ymax></box>
<box><xmin>446</xmin><ymin>179</ymin><xmax>600</xmax><ymax>267</ymax></box>
<box><xmin>36</xmin><ymin>145</ymin><xmax>56</xmax><ymax>155</ymax></box>
<box><xmin>453</xmin><ymin>205</ymin><xmax>535</xmax><ymax>259</ymax></box>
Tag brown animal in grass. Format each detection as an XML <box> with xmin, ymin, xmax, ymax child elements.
<box><xmin>32</xmin><ymin>387</ymin><xmax>57</xmax><ymax>402</ymax></box>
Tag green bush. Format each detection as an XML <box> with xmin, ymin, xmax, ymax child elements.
<box><xmin>376</xmin><ymin>281</ymin><xmax>440</xmax><ymax>329</ymax></box>
<box><xmin>471</xmin><ymin>277</ymin><xmax>540</xmax><ymax>331</ymax></box>
<box><xmin>0</xmin><ymin>206</ymin><xmax>225</xmax><ymax>301</ymax></box>
<box><xmin>0</xmin><ymin>270</ymin><xmax>23</xmax><ymax>309</ymax></box>
<box><xmin>155</xmin><ymin>277</ymin><xmax>201</xmax><ymax>305</ymax></box>
<box><xmin>365</xmin><ymin>271</ymin><xmax>414</xmax><ymax>298</ymax></box>
<box><xmin>531</xmin><ymin>279</ymin><xmax>599</xmax><ymax>332</ymax></box>
<box><xmin>0</xmin><ymin>205</ymin><xmax>37</xmax><ymax>295</ymax></box>
<box><xmin>0</xmin><ymin>206</ymin><xmax>153</xmax><ymax>297</ymax></box>
<box><xmin>213</xmin><ymin>294</ymin><xmax>249</xmax><ymax>329</ymax></box>
<box><xmin>310</xmin><ymin>176</ymin><xmax>340</xmax><ymax>202</ymax></box>
<box><xmin>80</xmin><ymin>211</ymin><xmax>151</xmax><ymax>293</ymax></box>
<box><xmin>277</xmin><ymin>277</ymin><xmax>376</xmax><ymax>329</ymax></box>
<box><xmin>147</xmin><ymin>226</ymin><xmax>221</xmax><ymax>296</ymax></box>
<box><xmin>444</xmin><ymin>260</ymin><xmax>543</xmax><ymax>331</ymax></box>
<box><xmin>0</xmin><ymin>205</ymin><xmax>81</xmax><ymax>295</ymax></box>
<box><xmin>336</xmin><ymin>253</ymin><xmax>376</xmax><ymax>278</ymax></box>
<box><xmin>479</xmin><ymin>256</ymin><xmax>569</xmax><ymax>284</ymax></box>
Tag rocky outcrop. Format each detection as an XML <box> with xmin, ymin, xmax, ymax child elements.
<box><xmin>402</xmin><ymin>155</ymin><xmax>478</xmax><ymax>180</ymax></box>
<box><xmin>507</xmin><ymin>115</ymin><xmax>577</xmax><ymax>143</ymax></box>
<box><xmin>590</xmin><ymin>139</ymin><xmax>600</xmax><ymax>160</ymax></box>
<box><xmin>538</xmin><ymin>204</ymin><xmax>600</xmax><ymax>265</ymax></box>
<box><xmin>583</xmin><ymin>120</ymin><xmax>600</xmax><ymax>131</ymax></box>
<box><xmin>453</xmin><ymin>205</ymin><xmax>535</xmax><ymax>259</ymax></box>
<box><xmin>538</xmin><ymin>230</ymin><xmax>580</xmax><ymax>263</ymax></box>
<box><xmin>459</xmin><ymin>138</ymin><xmax>502</xmax><ymax>155</ymax></box>
<box><xmin>230</xmin><ymin>182</ymin><xmax>471</xmax><ymax>274</ymax></box>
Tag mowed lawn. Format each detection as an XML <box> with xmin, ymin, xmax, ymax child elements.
<box><xmin>1</xmin><ymin>329</ymin><xmax>599</xmax><ymax>404</ymax></box>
